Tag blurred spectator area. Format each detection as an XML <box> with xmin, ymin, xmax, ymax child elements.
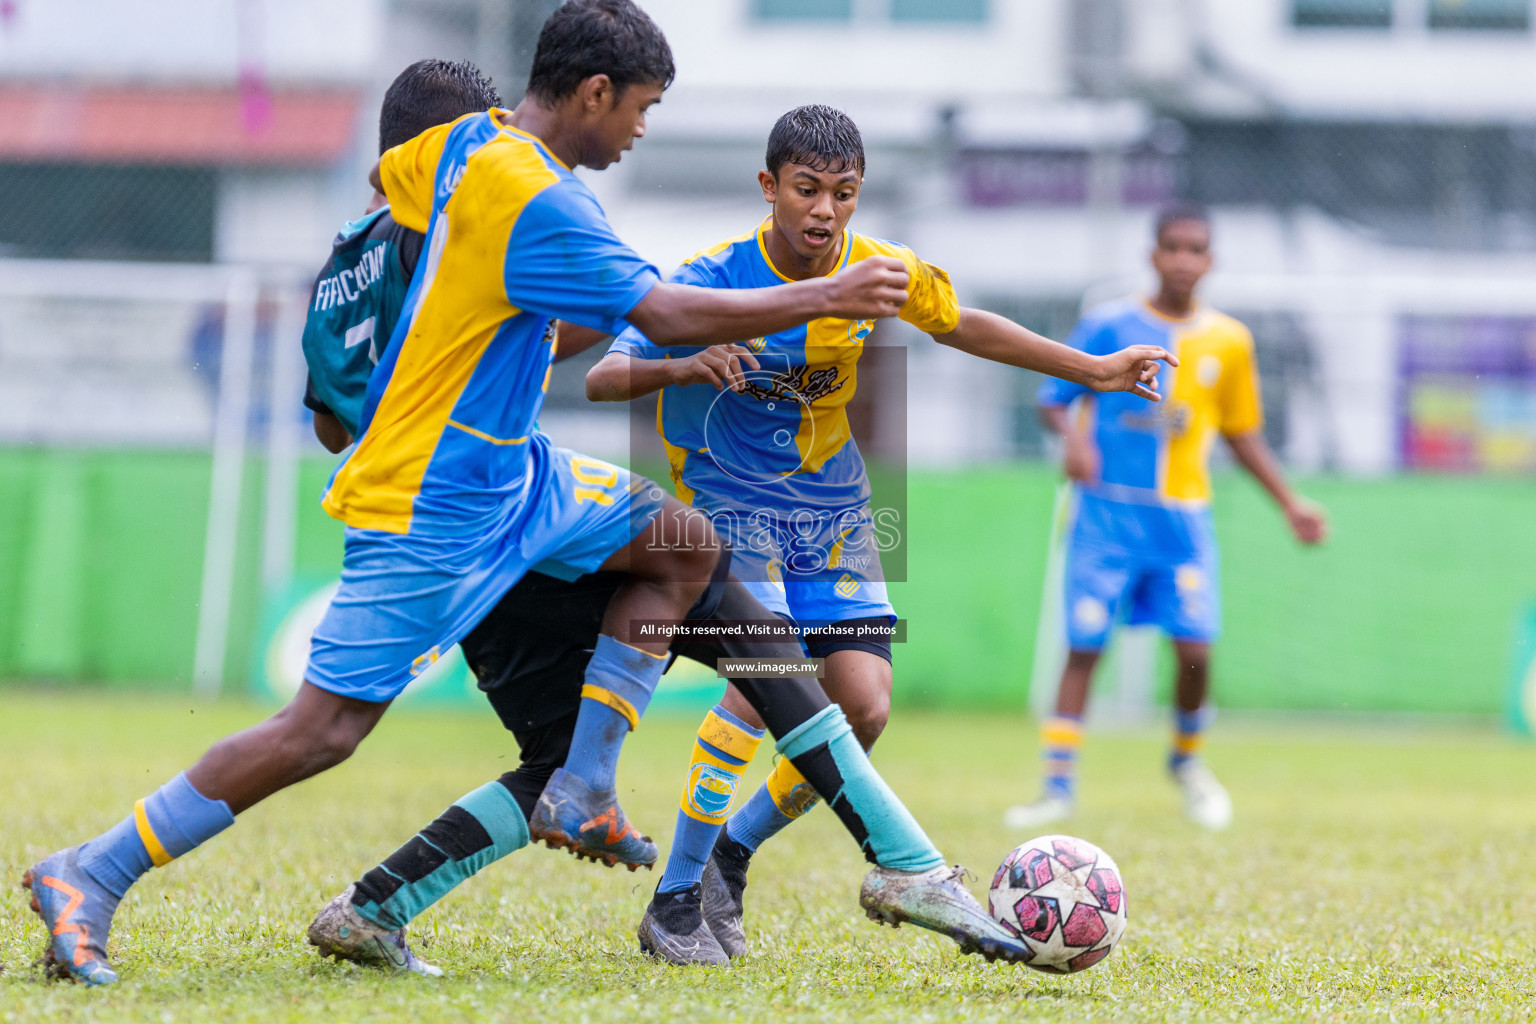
<box><xmin>0</xmin><ymin>86</ymin><xmax>360</xmax><ymax>261</ymax></box>
<box><xmin>4</xmin><ymin>0</ymin><xmax>1536</xmax><ymax>476</ymax></box>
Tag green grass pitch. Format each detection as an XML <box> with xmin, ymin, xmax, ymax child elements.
<box><xmin>2</xmin><ymin>691</ymin><xmax>1533</xmax><ymax>1022</ymax></box>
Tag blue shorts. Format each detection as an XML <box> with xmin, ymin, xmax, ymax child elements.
<box><xmin>1063</xmin><ymin>496</ymin><xmax>1220</xmax><ymax>651</ymax></box>
<box><xmin>306</xmin><ymin>435</ymin><xmax>665</xmax><ymax>703</ymax></box>
<box><xmin>709</xmin><ymin>505</ymin><xmax>896</xmax><ymax>628</ymax></box>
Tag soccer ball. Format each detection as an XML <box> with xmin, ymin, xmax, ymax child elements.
<box><xmin>988</xmin><ymin>834</ymin><xmax>1127</xmax><ymax>973</ymax></box>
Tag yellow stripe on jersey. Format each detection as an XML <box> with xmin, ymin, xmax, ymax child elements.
<box><xmin>323</xmin><ymin>129</ymin><xmax>562</xmax><ymax>533</ymax></box>
<box><xmin>445</xmin><ymin>420</ymin><xmax>530</xmax><ymax>445</ymax></box>
<box><xmin>376</xmin><ymin>114</ymin><xmax>474</xmax><ymax>233</ymax></box>
<box><xmin>1160</xmin><ymin>309</ymin><xmax>1263</xmax><ymax>503</ymax></box>
<box><xmin>656</xmin><ymin>381</ymin><xmax>696</xmax><ymax>506</ymax></box>
<box><xmin>774</xmin><ymin>229</ymin><xmax>960</xmax><ymax>477</ymax></box>
<box><xmin>683</xmin><ymin>226</ymin><xmax>757</xmax><ymax>268</ymax></box>
<box><xmin>796</xmin><ymin>320</ymin><xmax>861</xmax><ymax>475</ymax></box>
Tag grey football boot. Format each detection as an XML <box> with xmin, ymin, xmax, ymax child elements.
<box><xmin>699</xmin><ymin>834</ymin><xmax>754</xmax><ymax>958</ymax></box>
<box><xmin>637</xmin><ymin>883</ymin><xmax>729</xmax><ymax>966</ymax></box>
<box><xmin>860</xmin><ymin>864</ymin><xmax>1035</xmax><ymax>964</ymax></box>
<box><xmin>307</xmin><ymin>884</ymin><xmax>443</xmax><ymax>977</ymax></box>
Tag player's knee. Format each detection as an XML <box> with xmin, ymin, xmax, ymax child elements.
<box><xmin>1175</xmin><ymin>643</ymin><xmax>1211</xmax><ymax>674</ymax></box>
<box><xmin>672</xmin><ymin>529</ymin><xmax>722</xmax><ymax>583</ymax></box>
<box><xmin>843</xmin><ymin>693</ymin><xmax>889</xmax><ymax>749</ymax></box>
<box><xmin>1066</xmin><ymin>648</ymin><xmax>1102</xmax><ymax>673</ymax></box>
<box><xmin>270</xmin><ymin>701</ymin><xmax>372</xmax><ymax>772</ymax></box>
<box><xmin>316</xmin><ymin>717</ymin><xmax>370</xmax><ymax>767</ymax></box>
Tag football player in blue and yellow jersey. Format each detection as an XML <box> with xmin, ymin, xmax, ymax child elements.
<box><xmin>1005</xmin><ymin>203</ymin><xmax>1328</xmax><ymax>834</ymax></box>
<box><xmin>587</xmin><ymin>105</ymin><xmax>1178</xmax><ymax>964</ymax></box>
<box><xmin>23</xmin><ymin>3</ymin><xmax>1058</xmax><ymax>984</ymax></box>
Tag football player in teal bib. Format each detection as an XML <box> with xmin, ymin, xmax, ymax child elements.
<box><xmin>21</xmin><ymin>4</ymin><xmax>1101</xmax><ymax>984</ymax></box>
<box><xmin>588</xmin><ymin>104</ymin><xmax>1179</xmax><ymax>964</ymax></box>
<box><xmin>1005</xmin><ymin>203</ymin><xmax>1328</xmax><ymax>835</ymax></box>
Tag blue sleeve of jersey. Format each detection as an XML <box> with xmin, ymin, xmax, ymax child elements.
<box><xmin>503</xmin><ymin>181</ymin><xmax>661</xmax><ymax>334</ymax></box>
<box><xmin>1037</xmin><ymin>317</ymin><xmax>1108</xmax><ymax>407</ymax></box>
<box><xmin>608</xmin><ymin>326</ymin><xmax>662</xmax><ymax>358</ymax></box>
<box><xmin>605</xmin><ymin>259</ymin><xmax>717</xmax><ymax>358</ymax></box>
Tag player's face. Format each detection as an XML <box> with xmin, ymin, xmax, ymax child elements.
<box><xmin>758</xmin><ymin>163</ymin><xmax>862</xmax><ymax>262</ymax></box>
<box><xmin>1151</xmin><ymin>218</ymin><xmax>1212</xmax><ymax>298</ymax></box>
<box><xmin>582</xmin><ymin>79</ymin><xmax>665</xmax><ymax>170</ymax></box>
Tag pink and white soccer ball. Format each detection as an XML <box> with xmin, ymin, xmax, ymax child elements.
<box><xmin>988</xmin><ymin>834</ymin><xmax>1127</xmax><ymax>973</ymax></box>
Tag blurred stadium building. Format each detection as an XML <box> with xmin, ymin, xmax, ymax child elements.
<box><xmin>2</xmin><ymin>0</ymin><xmax>1535</xmax><ymax>721</ymax></box>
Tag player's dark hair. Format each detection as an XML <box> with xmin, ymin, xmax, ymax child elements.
<box><xmin>378</xmin><ymin>59</ymin><xmax>502</xmax><ymax>154</ymax></box>
<box><xmin>1155</xmin><ymin>201</ymin><xmax>1211</xmax><ymax>243</ymax></box>
<box><xmin>525</xmin><ymin>0</ymin><xmax>675</xmax><ymax>105</ymax></box>
<box><xmin>766</xmin><ymin>105</ymin><xmax>866</xmax><ymax>178</ymax></box>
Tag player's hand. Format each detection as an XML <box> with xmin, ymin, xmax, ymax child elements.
<box><xmin>822</xmin><ymin>256</ymin><xmax>909</xmax><ymax>320</ymax></box>
<box><xmin>1283</xmin><ymin>497</ymin><xmax>1328</xmax><ymax>545</ymax></box>
<box><xmin>1088</xmin><ymin>345</ymin><xmax>1178</xmax><ymax>401</ymax></box>
<box><xmin>669</xmin><ymin>344</ymin><xmax>761</xmax><ymax>391</ymax></box>
<box><xmin>1063</xmin><ymin>432</ymin><xmax>1100</xmax><ymax>485</ymax></box>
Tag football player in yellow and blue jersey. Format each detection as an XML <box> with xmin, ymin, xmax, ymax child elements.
<box><xmin>587</xmin><ymin>104</ymin><xmax>1179</xmax><ymax>964</ymax></box>
<box><xmin>23</xmin><ymin>4</ymin><xmax>1057</xmax><ymax>984</ymax></box>
<box><xmin>1005</xmin><ymin>203</ymin><xmax>1328</xmax><ymax>834</ymax></box>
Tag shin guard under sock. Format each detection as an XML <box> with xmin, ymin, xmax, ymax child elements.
<box><xmin>656</xmin><ymin>705</ymin><xmax>763</xmax><ymax>893</ymax></box>
<box><xmin>351</xmin><ymin>781</ymin><xmax>529</xmax><ymax>931</ymax></box>
<box><xmin>724</xmin><ymin>756</ymin><xmax>820</xmax><ymax>852</ymax></box>
<box><xmin>776</xmin><ymin>706</ymin><xmax>943</xmax><ymax>873</ymax></box>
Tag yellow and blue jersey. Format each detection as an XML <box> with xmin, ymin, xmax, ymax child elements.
<box><xmin>321</xmin><ymin>110</ymin><xmax>660</xmax><ymax>538</ymax></box>
<box><xmin>609</xmin><ymin>218</ymin><xmax>959</xmax><ymax>515</ymax></box>
<box><xmin>1040</xmin><ymin>298</ymin><xmax>1262</xmax><ymax>505</ymax></box>
<box><xmin>1042</xmin><ymin>297</ymin><xmax>1262</xmax><ymax>566</ymax></box>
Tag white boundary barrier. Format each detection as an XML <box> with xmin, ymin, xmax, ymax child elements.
<box><xmin>0</xmin><ymin>258</ymin><xmax>310</xmax><ymax>700</ymax></box>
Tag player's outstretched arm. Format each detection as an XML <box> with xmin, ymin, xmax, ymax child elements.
<box><xmin>586</xmin><ymin>346</ymin><xmax>761</xmax><ymax>402</ymax></box>
<box><xmin>933</xmin><ymin>307</ymin><xmax>1177</xmax><ymax>401</ymax></box>
<box><xmin>1224</xmin><ymin>430</ymin><xmax>1328</xmax><ymax>544</ymax></box>
<box><xmin>554</xmin><ymin>322</ymin><xmax>611</xmax><ymax>362</ymax></box>
<box><xmin>625</xmin><ymin>256</ymin><xmax>909</xmax><ymax>348</ymax></box>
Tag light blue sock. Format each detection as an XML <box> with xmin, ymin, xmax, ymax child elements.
<box><xmin>724</xmin><ymin>782</ymin><xmax>796</xmax><ymax>852</ymax></box>
<box><xmin>352</xmin><ymin>781</ymin><xmax>529</xmax><ymax>931</ymax></box>
<box><xmin>1170</xmin><ymin>705</ymin><xmax>1213</xmax><ymax>771</ymax></box>
<box><xmin>656</xmin><ymin>705</ymin><xmax>763</xmax><ymax>894</ymax></box>
<box><xmin>563</xmin><ymin>634</ymin><xmax>667</xmax><ymax>791</ymax></box>
<box><xmin>778</xmin><ymin>706</ymin><xmax>944</xmax><ymax>873</ymax></box>
<box><xmin>77</xmin><ymin>772</ymin><xmax>236</xmax><ymax>899</ymax></box>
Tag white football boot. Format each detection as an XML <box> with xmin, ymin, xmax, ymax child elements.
<box><xmin>1171</xmin><ymin>760</ymin><xmax>1233</xmax><ymax>831</ymax></box>
<box><xmin>1002</xmin><ymin>794</ymin><xmax>1075</xmax><ymax>830</ymax></box>
<box><xmin>860</xmin><ymin>864</ymin><xmax>1033</xmax><ymax>963</ymax></box>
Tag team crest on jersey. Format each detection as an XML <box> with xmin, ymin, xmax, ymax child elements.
<box><xmin>686</xmin><ymin>762</ymin><xmax>740</xmax><ymax>819</ymax></box>
<box><xmin>745</xmin><ymin>336</ymin><xmax>767</xmax><ymax>353</ymax></box>
<box><xmin>740</xmin><ymin>364</ymin><xmax>844</xmax><ymax>406</ymax></box>
<box><xmin>1121</xmin><ymin>400</ymin><xmax>1191</xmax><ymax>437</ymax></box>
<box><xmin>847</xmin><ymin>319</ymin><xmax>874</xmax><ymax>343</ymax></box>
<box><xmin>437</xmin><ymin>162</ymin><xmax>466</xmax><ymax>199</ymax></box>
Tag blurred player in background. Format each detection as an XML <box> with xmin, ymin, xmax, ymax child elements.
<box><xmin>1005</xmin><ymin>203</ymin><xmax>1328</xmax><ymax>833</ymax></box>
<box><xmin>22</xmin><ymin>3</ymin><xmax>1052</xmax><ymax>985</ymax></box>
<box><xmin>587</xmin><ymin>104</ymin><xmax>1176</xmax><ymax>965</ymax></box>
